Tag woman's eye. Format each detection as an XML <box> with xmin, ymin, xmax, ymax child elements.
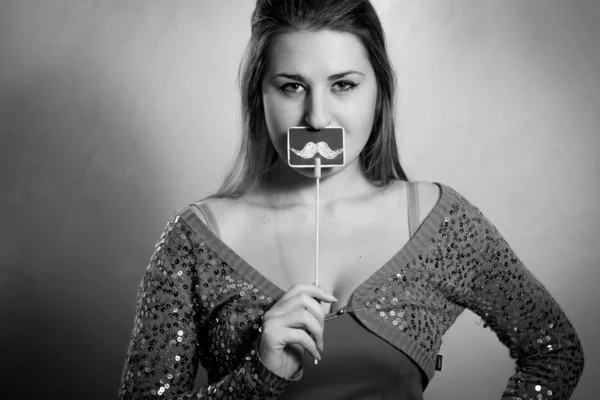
<box><xmin>279</xmin><ymin>81</ymin><xmax>357</xmax><ymax>94</ymax></box>
<box><xmin>333</xmin><ymin>81</ymin><xmax>357</xmax><ymax>92</ymax></box>
<box><xmin>280</xmin><ymin>83</ymin><xmax>305</xmax><ymax>93</ymax></box>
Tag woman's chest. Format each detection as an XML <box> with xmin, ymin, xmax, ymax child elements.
<box><xmin>207</xmin><ymin>188</ymin><xmax>410</xmax><ymax>314</ymax></box>
<box><xmin>240</xmin><ymin>219</ymin><xmax>408</xmax><ymax>311</ymax></box>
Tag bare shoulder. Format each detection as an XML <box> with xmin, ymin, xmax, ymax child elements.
<box><xmin>191</xmin><ymin>197</ymin><xmax>222</xmax><ymax>225</ymax></box>
<box><xmin>196</xmin><ymin>196</ymin><xmax>244</xmax><ymax>226</ymax></box>
<box><xmin>415</xmin><ymin>181</ymin><xmax>442</xmax><ymax>223</ymax></box>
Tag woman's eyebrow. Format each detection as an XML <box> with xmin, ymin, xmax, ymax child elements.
<box><xmin>272</xmin><ymin>70</ymin><xmax>365</xmax><ymax>81</ymax></box>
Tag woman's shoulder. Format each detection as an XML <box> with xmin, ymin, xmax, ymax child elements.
<box><xmin>404</xmin><ymin>180</ymin><xmax>489</xmax><ymax>226</ymax></box>
<box><xmin>184</xmin><ymin>195</ymin><xmax>244</xmax><ymax>228</ymax></box>
<box><xmin>416</xmin><ymin>181</ymin><xmax>492</xmax><ymax>222</ymax></box>
<box><xmin>407</xmin><ymin>180</ymin><xmax>443</xmax><ymax>224</ymax></box>
<box><xmin>410</xmin><ymin>180</ymin><xmax>471</xmax><ymax>204</ymax></box>
<box><xmin>411</xmin><ymin>180</ymin><xmax>442</xmax><ymax>201</ymax></box>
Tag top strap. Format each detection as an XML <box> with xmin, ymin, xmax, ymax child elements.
<box><xmin>190</xmin><ymin>201</ymin><xmax>221</xmax><ymax>239</ymax></box>
<box><xmin>407</xmin><ymin>181</ymin><xmax>420</xmax><ymax>238</ymax></box>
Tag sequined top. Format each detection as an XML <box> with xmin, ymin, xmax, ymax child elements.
<box><xmin>118</xmin><ymin>182</ymin><xmax>584</xmax><ymax>399</ymax></box>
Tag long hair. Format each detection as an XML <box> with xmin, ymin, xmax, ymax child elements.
<box><xmin>203</xmin><ymin>0</ymin><xmax>408</xmax><ymax>201</ymax></box>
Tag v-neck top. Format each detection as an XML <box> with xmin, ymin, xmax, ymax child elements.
<box><xmin>118</xmin><ymin>181</ymin><xmax>584</xmax><ymax>400</ymax></box>
<box><xmin>190</xmin><ymin>180</ymin><xmax>423</xmax><ymax>320</ymax></box>
<box><xmin>191</xmin><ymin>181</ymin><xmax>427</xmax><ymax>398</ymax></box>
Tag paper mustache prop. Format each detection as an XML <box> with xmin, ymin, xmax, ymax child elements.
<box><xmin>290</xmin><ymin>141</ymin><xmax>344</xmax><ymax>160</ymax></box>
<box><xmin>287</xmin><ymin>127</ymin><xmax>345</xmax><ymax>167</ymax></box>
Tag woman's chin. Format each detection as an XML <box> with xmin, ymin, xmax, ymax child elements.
<box><xmin>293</xmin><ymin>165</ymin><xmax>336</xmax><ymax>179</ymax></box>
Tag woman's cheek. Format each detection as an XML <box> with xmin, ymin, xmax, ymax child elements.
<box><xmin>342</xmin><ymin>98</ymin><xmax>372</xmax><ymax>132</ymax></box>
<box><xmin>270</xmin><ymin>99</ymin><xmax>300</xmax><ymax>131</ymax></box>
<box><xmin>263</xmin><ymin>97</ymin><xmax>282</xmax><ymax>132</ymax></box>
<box><xmin>351</xmin><ymin>89</ymin><xmax>377</xmax><ymax>131</ymax></box>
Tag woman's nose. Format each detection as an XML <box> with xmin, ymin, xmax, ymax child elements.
<box><xmin>304</xmin><ymin>91</ymin><xmax>332</xmax><ymax>130</ymax></box>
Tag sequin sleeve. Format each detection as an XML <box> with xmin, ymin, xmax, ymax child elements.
<box><xmin>117</xmin><ymin>212</ymin><xmax>292</xmax><ymax>399</ymax></box>
<box><xmin>457</xmin><ymin>197</ymin><xmax>585</xmax><ymax>399</ymax></box>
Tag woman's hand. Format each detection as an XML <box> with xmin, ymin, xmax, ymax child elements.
<box><xmin>258</xmin><ymin>283</ymin><xmax>337</xmax><ymax>380</ymax></box>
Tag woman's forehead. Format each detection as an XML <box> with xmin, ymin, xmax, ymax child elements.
<box><xmin>265</xmin><ymin>29</ymin><xmax>371</xmax><ymax>77</ymax></box>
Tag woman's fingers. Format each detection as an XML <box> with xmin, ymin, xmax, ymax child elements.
<box><xmin>278</xmin><ymin>327</ymin><xmax>321</xmax><ymax>360</ymax></box>
<box><xmin>287</xmin><ymin>307</ymin><xmax>324</xmax><ymax>352</ymax></box>
<box><xmin>260</xmin><ymin>283</ymin><xmax>338</xmax><ymax>361</ymax></box>
<box><xmin>263</xmin><ymin>308</ymin><xmax>323</xmax><ymax>359</ymax></box>
<box><xmin>264</xmin><ymin>292</ymin><xmax>326</xmax><ymax>326</ymax></box>
<box><xmin>277</xmin><ymin>283</ymin><xmax>338</xmax><ymax>305</ymax></box>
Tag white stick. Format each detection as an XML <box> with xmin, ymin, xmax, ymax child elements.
<box><xmin>314</xmin><ymin>157</ymin><xmax>321</xmax><ymax>365</ymax></box>
<box><xmin>315</xmin><ymin>157</ymin><xmax>320</xmax><ymax>288</ymax></box>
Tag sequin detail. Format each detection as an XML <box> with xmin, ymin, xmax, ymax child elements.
<box><xmin>118</xmin><ymin>184</ymin><xmax>584</xmax><ymax>399</ymax></box>
<box><xmin>351</xmin><ymin>186</ymin><xmax>584</xmax><ymax>398</ymax></box>
<box><xmin>117</xmin><ymin>213</ymin><xmax>291</xmax><ymax>399</ymax></box>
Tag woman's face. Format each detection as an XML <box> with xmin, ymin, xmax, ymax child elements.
<box><xmin>261</xmin><ymin>29</ymin><xmax>378</xmax><ymax>177</ymax></box>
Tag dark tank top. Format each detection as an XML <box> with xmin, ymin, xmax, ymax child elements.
<box><xmin>280</xmin><ymin>306</ymin><xmax>425</xmax><ymax>399</ymax></box>
<box><xmin>193</xmin><ymin>181</ymin><xmax>427</xmax><ymax>399</ymax></box>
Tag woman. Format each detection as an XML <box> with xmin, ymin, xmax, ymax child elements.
<box><xmin>118</xmin><ymin>0</ymin><xmax>584</xmax><ymax>399</ymax></box>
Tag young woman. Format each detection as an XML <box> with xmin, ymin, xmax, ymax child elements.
<box><xmin>118</xmin><ymin>1</ymin><xmax>584</xmax><ymax>399</ymax></box>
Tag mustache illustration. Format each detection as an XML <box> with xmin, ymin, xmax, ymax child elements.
<box><xmin>290</xmin><ymin>141</ymin><xmax>343</xmax><ymax>160</ymax></box>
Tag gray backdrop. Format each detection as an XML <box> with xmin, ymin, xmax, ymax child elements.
<box><xmin>1</xmin><ymin>1</ymin><xmax>598</xmax><ymax>399</ymax></box>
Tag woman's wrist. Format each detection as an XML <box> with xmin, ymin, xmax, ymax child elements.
<box><xmin>253</xmin><ymin>337</ymin><xmax>303</xmax><ymax>382</ymax></box>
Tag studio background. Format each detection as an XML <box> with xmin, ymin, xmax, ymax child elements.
<box><xmin>1</xmin><ymin>1</ymin><xmax>598</xmax><ymax>399</ymax></box>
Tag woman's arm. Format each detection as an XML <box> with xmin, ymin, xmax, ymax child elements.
<box><xmin>458</xmin><ymin>200</ymin><xmax>585</xmax><ymax>399</ymax></box>
<box><xmin>117</xmin><ymin>212</ymin><xmax>291</xmax><ymax>399</ymax></box>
